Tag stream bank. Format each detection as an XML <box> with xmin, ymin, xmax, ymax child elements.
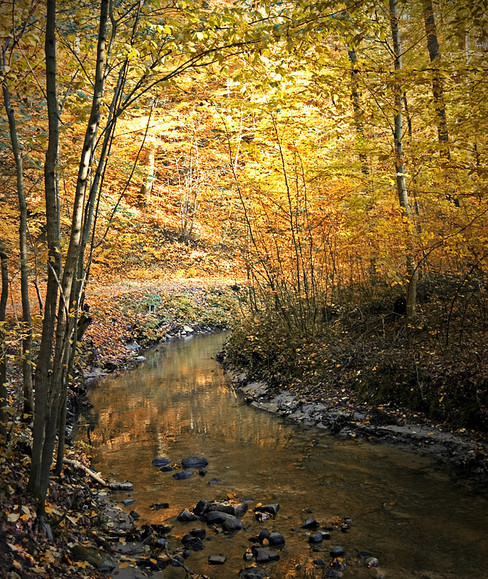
<box><xmin>225</xmin><ymin>369</ymin><xmax>488</xmax><ymax>487</ymax></box>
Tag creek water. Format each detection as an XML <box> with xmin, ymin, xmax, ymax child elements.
<box><xmin>82</xmin><ymin>332</ymin><xmax>488</xmax><ymax>578</ymax></box>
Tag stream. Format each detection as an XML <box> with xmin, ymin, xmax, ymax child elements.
<box><xmin>82</xmin><ymin>332</ymin><xmax>488</xmax><ymax>578</ymax></box>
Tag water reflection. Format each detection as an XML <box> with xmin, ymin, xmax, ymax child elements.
<box><xmin>83</xmin><ymin>333</ymin><xmax>488</xmax><ymax>578</ymax></box>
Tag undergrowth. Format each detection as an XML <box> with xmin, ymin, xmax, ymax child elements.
<box><xmin>224</xmin><ymin>274</ymin><xmax>488</xmax><ymax>432</ymax></box>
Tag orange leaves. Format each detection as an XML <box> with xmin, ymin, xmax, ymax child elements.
<box><xmin>6</xmin><ymin>504</ymin><xmax>34</xmax><ymax>524</ymax></box>
<box><xmin>64</xmin><ymin>555</ymin><xmax>89</xmax><ymax>569</ymax></box>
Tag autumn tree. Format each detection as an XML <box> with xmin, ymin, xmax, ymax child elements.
<box><xmin>18</xmin><ymin>0</ymin><xmax>288</xmax><ymax>513</ymax></box>
<box><xmin>1</xmin><ymin>2</ymin><xmax>38</xmax><ymax>416</ymax></box>
<box><xmin>387</xmin><ymin>0</ymin><xmax>417</xmax><ymax>316</ymax></box>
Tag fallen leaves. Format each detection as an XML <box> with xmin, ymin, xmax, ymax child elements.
<box><xmin>0</xmin><ymin>430</ymin><xmax>112</xmax><ymax>578</ymax></box>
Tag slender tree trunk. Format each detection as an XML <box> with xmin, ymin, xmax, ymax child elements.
<box><xmin>140</xmin><ymin>145</ymin><xmax>156</xmax><ymax>207</ymax></box>
<box><xmin>29</xmin><ymin>0</ymin><xmax>61</xmax><ymax>510</ymax></box>
<box><xmin>0</xmin><ymin>241</ymin><xmax>8</xmax><ymax>444</ymax></box>
<box><xmin>389</xmin><ymin>0</ymin><xmax>417</xmax><ymax>318</ymax></box>
<box><xmin>423</xmin><ymin>0</ymin><xmax>449</xmax><ymax>158</ymax></box>
<box><xmin>2</xmin><ymin>81</ymin><xmax>34</xmax><ymax>416</ymax></box>
<box><xmin>347</xmin><ymin>48</ymin><xmax>369</xmax><ymax>174</ymax></box>
<box><xmin>422</xmin><ymin>0</ymin><xmax>459</xmax><ymax>207</ymax></box>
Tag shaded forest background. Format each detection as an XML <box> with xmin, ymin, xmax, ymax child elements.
<box><xmin>1</xmin><ymin>0</ymin><xmax>488</xmax><ymax>513</ymax></box>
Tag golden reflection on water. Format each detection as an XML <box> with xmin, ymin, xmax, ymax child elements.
<box><xmin>88</xmin><ymin>336</ymin><xmax>293</xmax><ymax>453</ymax></box>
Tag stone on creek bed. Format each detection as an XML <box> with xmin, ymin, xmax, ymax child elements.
<box><xmin>222</xmin><ymin>515</ymin><xmax>244</xmax><ymax>533</ymax></box>
<box><xmin>251</xmin><ymin>546</ymin><xmax>280</xmax><ymax>564</ymax></box>
<box><xmin>150</xmin><ymin>502</ymin><xmax>169</xmax><ymax>510</ymax></box>
<box><xmin>181</xmin><ymin>533</ymin><xmax>205</xmax><ymax>551</ymax></box>
<box><xmin>152</xmin><ymin>456</ymin><xmax>171</xmax><ymax>467</ymax></box>
<box><xmin>330</xmin><ymin>545</ymin><xmax>346</xmax><ymax>558</ymax></box>
<box><xmin>309</xmin><ymin>531</ymin><xmax>331</xmax><ymax>544</ymax></box>
<box><xmin>177</xmin><ymin>509</ymin><xmax>199</xmax><ymax>522</ymax></box>
<box><xmin>205</xmin><ymin>510</ymin><xmax>244</xmax><ymax>532</ymax></box>
<box><xmin>251</xmin><ymin>529</ymin><xmax>285</xmax><ymax>547</ymax></box>
<box><xmin>181</xmin><ymin>456</ymin><xmax>208</xmax><ymax>469</ymax></box>
<box><xmin>207</xmin><ymin>500</ymin><xmax>248</xmax><ymax>518</ymax></box>
<box><xmin>268</xmin><ymin>531</ymin><xmax>285</xmax><ymax>547</ymax></box>
<box><xmin>173</xmin><ymin>470</ymin><xmax>193</xmax><ymax>480</ymax></box>
<box><xmin>239</xmin><ymin>566</ymin><xmax>270</xmax><ymax>578</ymax></box>
<box><xmin>255</xmin><ymin>503</ymin><xmax>280</xmax><ymax>519</ymax></box>
<box><xmin>204</xmin><ymin>510</ymin><xmax>233</xmax><ymax>524</ymax></box>
<box><xmin>69</xmin><ymin>544</ymin><xmax>116</xmax><ymax>572</ymax></box>
<box><xmin>208</xmin><ymin>554</ymin><xmax>227</xmax><ymax>565</ymax></box>
<box><xmin>193</xmin><ymin>498</ymin><xmax>248</xmax><ymax>518</ymax></box>
<box><xmin>302</xmin><ymin>517</ymin><xmax>319</xmax><ymax>530</ymax></box>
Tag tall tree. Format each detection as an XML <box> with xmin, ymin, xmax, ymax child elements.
<box><xmin>1</xmin><ymin>3</ymin><xmax>38</xmax><ymax>417</ymax></box>
<box><xmin>389</xmin><ymin>0</ymin><xmax>417</xmax><ymax>317</ymax></box>
<box><xmin>29</xmin><ymin>0</ymin><xmax>62</xmax><ymax>510</ymax></box>
<box><xmin>347</xmin><ymin>47</ymin><xmax>369</xmax><ymax>174</ymax></box>
<box><xmin>29</xmin><ymin>0</ymin><xmax>112</xmax><ymax>510</ymax></box>
<box><xmin>2</xmin><ymin>76</ymin><xmax>34</xmax><ymax>417</ymax></box>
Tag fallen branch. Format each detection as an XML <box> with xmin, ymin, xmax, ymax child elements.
<box><xmin>63</xmin><ymin>457</ymin><xmax>134</xmax><ymax>491</ymax></box>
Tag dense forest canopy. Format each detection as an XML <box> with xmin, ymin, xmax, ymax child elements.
<box><xmin>1</xmin><ymin>0</ymin><xmax>488</xmax><ymax>512</ymax></box>
<box><xmin>2</xmin><ymin>1</ymin><xmax>487</xmax><ymax>284</ymax></box>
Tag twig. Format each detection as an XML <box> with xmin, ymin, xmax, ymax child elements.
<box><xmin>62</xmin><ymin>457</ymin><xmax>133</xmax><ymax>490</ymax></box>
<box><xmin>164</xmin><ymin>543</ymin><xmax>198</xmax><ymax>577</ymax></box>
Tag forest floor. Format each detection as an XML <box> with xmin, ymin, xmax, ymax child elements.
<box><xmin>1</xmin><ymin>277</ymin><xmax>488</xmax><ymax>578</ymax></box>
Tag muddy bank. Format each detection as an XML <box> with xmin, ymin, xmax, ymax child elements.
<box><xmin>227</xmin><ymin>371</ymin><xmax>488</xmax><ymax>487</ymax></box>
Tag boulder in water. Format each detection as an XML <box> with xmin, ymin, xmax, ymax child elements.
<box><xmin>268</xmin><ymin>531</ymin><xmax>285</xmax><ymax>547</ymax></box>
<box><xmin>255</xmin><ymin>503</ymin><xmax>279</xmax><ymax>518</ymax></box>
<box><xmin>222</xmin><ymin>515</ymin><xmax>244</xmax><ymax>533</ymax></box>
<box><xmin>251</xmin><ymin>546</ymin><xmax>280</xmax><ymax>564</ymax></box>
<box><xmin>177</xmin><ymin>509</ymin><xmax>198</xmax><ymax>522</ymax></box>
<box><xmin>330</xmin><ymin>545</ymin><xmax>346</xmax><ymax>558</ymax></box>
<box><xmin>207</xmin><ymin>500</ymin><xmax>248</xmax><ymax>518</ymax></box>
<box><xmin>302</xmin><ymin>517</ymin><xmax>319</xmax><ymax>530</ymax></box>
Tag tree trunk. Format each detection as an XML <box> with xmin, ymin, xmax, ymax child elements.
<box><xmin>0</xmin><ymin>241</ymin><xmax>8</xmax><ymax>444</ymax></box>
<box><xmin>423</xmin><ymin>0</ymin><xmax>450</xmax><ymax>158</ymax></box>
<box><xmin>2</xmin><ymin>81</ymin><xmax>34</xmax><ymax>416</ymax></box>
<box><xmin>30</xmin><ymin>0</ymin><xmax>111</xmax><ymax>505</ymax></box>
<box><xmin>347</xmin><ymin>48</ymin><xmax>369</xmax><ymax>174</ymax></box>
<box><xmin>389</xmin><ymin>0</ymin><xmax>417</xmax><ymax>318</ymax></box>
<box><xmin>51</xmin><ymin>0</ymin><xmax>109</xmax><ymax>478</ymax></box>
<box><xmin>140</xmin><ymin>145</ymin><xmax>156</xmax><ymax>207</ymax></box>
<box><xmin>29</xmin><ymin>0</ymin><xmax>61</xmax><ymax>510</ymax></box>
